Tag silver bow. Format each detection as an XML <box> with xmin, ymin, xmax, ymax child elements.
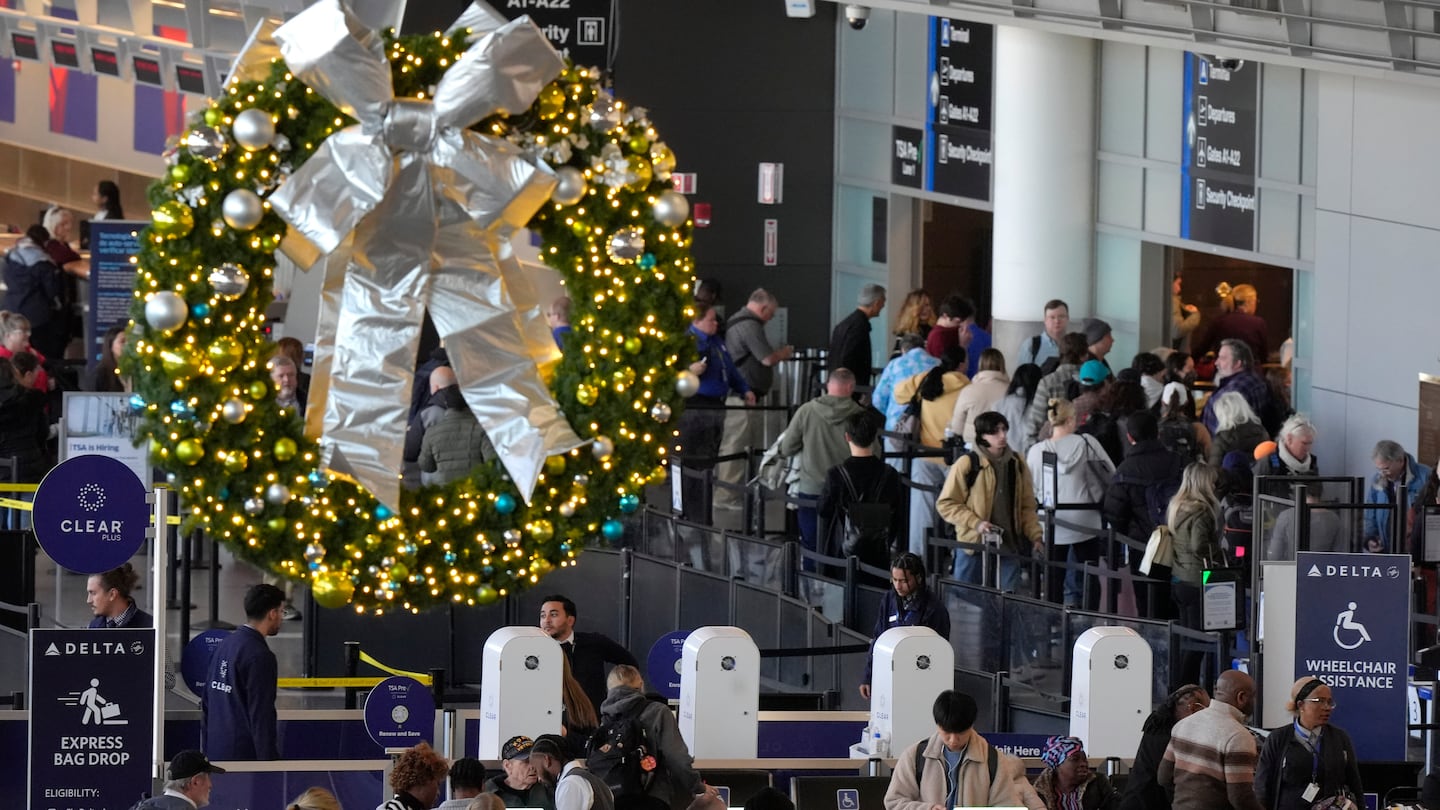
<box><xmin>260</xmin><ymin>0</ymin><xmax>582</xmax><ymax>509</ymax></box>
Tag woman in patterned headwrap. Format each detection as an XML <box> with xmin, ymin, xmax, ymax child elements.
<box><xmin>1032</xmin><ymin>736</ymin><xmax>1120</xmax><ymax>810</ymax></box>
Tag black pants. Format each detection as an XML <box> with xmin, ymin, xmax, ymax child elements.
<box><xmin>674</xmin><ymin>398</ymin><xmax>725</xmax><ymax>523</ymax></box>
<box><xmin>1172</xmin><ymin>582</ymin><xmax>1205</xmax><ymax>685</ymax></box>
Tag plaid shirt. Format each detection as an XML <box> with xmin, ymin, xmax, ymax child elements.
<box><xmin>107</xmin><ymin>600</ymin><xmax>138</xmax><ymax>628</ymax></box>
<box><xmin>1202</xmin><ymin>370</ymin><xmax>1272</xmax><ymax>434</ymax></box>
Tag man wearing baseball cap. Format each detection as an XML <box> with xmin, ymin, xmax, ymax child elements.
<box><xmin>529</xmin><ymin>733</ymin><xmax>614</xmax><ymax>810</ymax></box>
<box><xmin>132</xmin><ymin>750</ymin><xmax>225</xmax><ymax>809</ymax></box>
<box><xmin>485</xmin><ymin>735</ymin><xmax>556</xmax><ymax>809</ymax></box>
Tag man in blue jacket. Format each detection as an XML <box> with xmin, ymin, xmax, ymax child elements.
<box><xmin>859</xmin><ymin>553</ymin><xmax>950</xmax><ymax>700</ymax></box>
<box><xmin>1364</xmin><ymin>440</ymin><xmax>1432</xmax><ymax>552</ymax></box>
<box><xmin>202</xmin><ymin>583</ymin><xmax>284</xmax><ymax>760</ymax></box>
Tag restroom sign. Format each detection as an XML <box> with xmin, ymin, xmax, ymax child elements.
<box><xmin>29</xmin><ymin>628</ymin><xmax>156</xmax><ymax>810</ymax></box>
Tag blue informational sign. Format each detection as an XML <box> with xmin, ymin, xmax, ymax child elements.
<box><xmin>181</xmin><ymin>629</ymin><xmax>232</xmax><ymax>698</ymax></box>
<box><xmin>646</xmin><ymin>630</ymin><xmax>690</xmax><ymax>700</ymax></box>
<box><xmin>29</xmin><ymin>628</ymin><xmax>156</xmax><ymax>810</ymax></box>
<box><xmin>363</xmin><ymin>676</ymin><xmax>434</xmax><ymax>749</ymax></box>
<box><xmin>85</xmin><ymin>220</ymin><xmax>143</xmax><ymax>368</ymax></box>
<box><xmin>924</xmin><ymin>15</ymin><xmax>994</xmax><ymax>200</ymax></box>
<box><xmin>1179</xmin><ymin>53</ymin><xmax>1258</xmax><ymax>251</ymax></box>
<box><xmin>1294</xmin><ymin>552</ymin><xmax>1410</xmax><ymax>760</ymax></box>
<box><xmin>33</xmin><ymin>454</ymin><xmax>149</xmax><ymax>574</ymax></box>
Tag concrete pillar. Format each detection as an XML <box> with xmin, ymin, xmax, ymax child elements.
<box><xmin>989</xmin><ymin>27</ymin><xmax>1097</xmax><ymax>365</ymax></box>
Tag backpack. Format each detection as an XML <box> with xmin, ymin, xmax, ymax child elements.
<box><xmin>838</xmin><ymin>465</ymin><xmax>895</xmax><ymax>560</ymax></box>
<box><xmin>1076</xmin><ymin>411</ymin><xmax>1122</xmax><ymax>465</ymax></box>
<box><xmin>587</xmin><ymin>710</ymin><xmax>660</xmax><ymax>799</ymax></box>
<box><xmin>1113</xmin><ymin>472</ymin><xmax>1182</xmax><ymax>535</ymax></box>
<box><xmin>1159</xmin><ymin>418</ymin><xmax>1199</xmax><ymax>461</ymax></box>
<box><xmin>914</xmin><ymin>737</ymin><xmax>999</xmax><ymax>789</ymax></box>
<box><xmin>954</xmin><ymin>450</ymin><xmax>983</xmax><ymax>491</ymax></box>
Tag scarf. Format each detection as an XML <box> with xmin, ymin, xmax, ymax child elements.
<box><xmin>1279</xmin><ymin>442</ymin><xmax>1313</xmax><ymax>474</ymax></box>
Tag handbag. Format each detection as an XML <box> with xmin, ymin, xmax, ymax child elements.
<box><xmin>894</xmin><ymin>390</ymin><xmax>922</xmax><ymax>438</ymax></box>
<box><xmin>1139</xmin><ymin>525</ymin><xmax>1175</xmax><ymax>574</ymax></box>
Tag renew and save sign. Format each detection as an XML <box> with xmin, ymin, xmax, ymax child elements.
<box><xmin>29</xmin><ymin>629</ymin><xmax>156</xmax><ymax>810</ymax></box>
<box><xmin>1294</xmin><ymin>552</ymin><xmax>1409</xmax><ymax>760</ymax></box>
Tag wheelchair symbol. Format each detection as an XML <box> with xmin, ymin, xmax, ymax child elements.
<box><xmin>837</xmin><ymin>788</ymin><xmax>860</xmax><ymax>810</ymax></box>
<box><xmin>1333</xmin><ymin>602</ymin><xmax>1372</xmax><ymax>651</ymax></box>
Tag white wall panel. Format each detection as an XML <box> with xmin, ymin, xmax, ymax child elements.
<box><xmin>893</xmin><ymin>12</ymin><xmax>931</xmax><ymax>122</ymax></box>
<box><xmin>1344</xmin><ymin>216</ymin><xmax>1440</xmax><ymax>405</ymax></box>
<box><xmin>1142</xmin><ymin>168</ymin><xmax>1181</xmax><ymax>237</ymax></box>
<box><xmin>1258</xmin><ymin>188</ymin><xmax>1298</xmax><ymax>259</ymax></box>
<box><xmin>1098</xmin><ymin>162</ymin><xmax>1143</xmax><ymax>229</ymax></box>
<box><xmin>1099</xmin><ymin>42</ymin><xmax>1146</xmax><ymax>157</ymax></box>
<box><xmin>1144</xmin><ymin>48</ymin><xmax>1183</xmax><ymax>163</ymax></box>
<box><xmin>1310</xmin><ymin>210</ymin><xmax>1350</xmax><ymax>392</ymax></box>
<box><xmin>836</xmin><ymin>117</ymin><xmax>894</xmax><ymax>186</ymax></box>
<box><xmin>1314</xmin><ymin>74</ymin><xmax>1353</xmax><ymax>215</ymax></box>
<box><xmin>1349</xmin><ymin>79</ymin><xmax>1440</xmax><ymax>230</ymax></box>
<box><xmin>839</xmin><ymin>9</ymin><xmax>898</xmax><ymax>116</ymax></box>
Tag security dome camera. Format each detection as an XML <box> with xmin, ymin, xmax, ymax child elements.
<box><xmin>845</xmin><ymin>4</ymin><xmax>869</xmax><ymax>30</ymax></box>
<box><xmin>1209</xmin><ymin>55</ymin><xmax>1245</xmax><ymax>71</ymax></box>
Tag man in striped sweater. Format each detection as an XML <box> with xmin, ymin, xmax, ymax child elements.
<box><xmin>1159</xmin><ymin>670</ymin><xmax>1264</xmax><ymax>810</ymax></box>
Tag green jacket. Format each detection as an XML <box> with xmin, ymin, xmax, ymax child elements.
<box><xmin>778</xmin><ymin>394</ymin><xmax>876</xmax><ymax>494</ymax></box>
<box><xmin>418</xmin><ymin>391</ymin><xmax>496</xmax><ymax>486</ymax></box>
<box><xmin>1170</xmin><ymin>506</ymin><xmax>1220</xmax><ymax>585</ymax></box>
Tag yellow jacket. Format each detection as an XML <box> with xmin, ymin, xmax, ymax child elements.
<box><xmin>894</xmin><ymin>370</ymin><xmax>969</xmax><ymax>455</ymax></box>
<box><xmin>936</xmin><ymin>449</ymin><xmax>1044</xmax><ymax>549</ymax></box>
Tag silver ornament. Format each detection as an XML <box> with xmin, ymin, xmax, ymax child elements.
<box><xmin>272</xmin><ymin>134</ymin><xmax>291</xmax><ymax>153</ymax></box>
<box><xmin>607</xmin><ymin>227</ymin><xmax>645</xmax><ymax>263</ymax></box>
<box><xmin>184</xmin><ymin>125</ymin><xmax>229</xmax><ymax>162</ymax></box>
<box><xmin>209</xmin><ymin>263</ymin><xmax>251</xmax><ymax>300</ymax></box>
<box><xmin>244</xmin><ymin>497</ymin><xmax>265</xmax><ymax>515</ymax></box>
<box><xmin>676</xmin><ymin>370</ymin><xmax>700</xmax><ymax>398</ymax></box>
<box><xmin>222</xmin><ymin>189</ymin><xmax>264</xmax><ymax>231</ymax></box>
<box><xmin>650</xmin><ymin>402</ymin><xmax>672</xmax><ymax>423</ymax></box>
<box><xmin>586</xmin><ymin>94</ymin><xmax>622</xmax><ymax>130</ymax></box>
<box><xmin>653</xmin><ymin>190</ymin><xmax>690</xmax><ymax>228</ymax></box>
<box><xmin>552</xmin><ymin>166</ymin><xmax>587</xmax><ymax>206</ymax></box>
<box><xmin>574</xmin><ymin>474</ymin><xmax>591</xmax><ymax>487</ymax></box>
<box><xmin>504</xmin><ymin>529</ymin><xmax>523</xmax><ymax>545</ymax></box>
<box><xmin>558</xmin><ymin>501</ymin><xmax>577</xmax><ymax>518</ymax></box>
<box><xmin>221</xmin><ymin>398</ymin><xmax>247</xmax><ymax>424</ymax></box>
<box><xmin>144</xmin><ymin>291</ymin><xmax>188</xmax><ymax>333</ymax></box>
<box><xmin>232</xmin><ymin>108</ymin><xmax>276</xmax><ymax>151</ymax></box>
<box><xmin>592</xmin><ymin>436</ymin><xmax>615</xmax><ymax>459</ymax></box>
<box><xmin>266</xmin><ymin>483</ymin><xmax>291</xmax><ymax>505</ymax></box>
<box><xmin>304</xmin><ymin>542</ymin><xmax>325</xmax><ymax>564</ymax></box>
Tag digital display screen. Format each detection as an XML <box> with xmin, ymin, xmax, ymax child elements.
<box><xmin>11</xmin><ymin>32</ymin><xmax>39</xmax><ymax>61</ymax></box>
<box><xmin>90</xmin><ymin>46</ymin><xmax>119</xmax><ymax>76</ymax></box>
<box><xmin>132</xmin><ymin>55</ymin><xmax>162</xmax><ymax>86</ymax></box>
<box><xmin>51</xmin><ymin>39</ymin><xmax>79</xmax><ymax>68</ymax></box>
<box><xmin>175</xmin><ymin>64</ymin><xmax>205</xmax><ymax>94</ymax></box>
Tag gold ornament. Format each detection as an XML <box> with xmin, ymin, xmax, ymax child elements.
<box><xmin>203</xmin><ymin>107</ymin><xmax>223</xmax><ymax>126</ymax></box>
<box><xmin>247</xmin><ymin>380</ymin><xmax>269</xmax><ymax>400</ymax></box>
<box><xmin>537</xmin><ymin>84</ymin><xmax>566</xmax><ymax>119</ymax></box>
<box><xmin>649</xmin><ymin>142</ymin><xmax>676</xmax><ymax>179</ymax></box>
<box><xmin>207</xmin><ymin>336</ymin><xmax>244</xmax><ymax>373</ymax></box>
<box><xmin>532</xmin><ymin>557</ymin><xmax>555</xmax><ymax>576</ymax></box>
<box><xmin>273</xmin><ymin>437</ymin><xmax>298</xmax><ymax>461</ymax></box>
<box><xmin>160</xmin><ymin>347</ymin><xmax>200</xmax><ymax>378</ymax></box>
<box><xmin>613</xmin><ymin>367</ymin><xmax>637</xmax><ymax>388</ymax></box>
<box><xmin>570</xmin><ymin>220</ymin><xmax>590</xmax><ymax>237</ymax></box>
<box><xmin>151</xmin><ymin>201</ymin><xmax>195</xmax><ymax>239</ymax></box>
<box><xmin>627</xmin><ymin>135</ymin><xmax>649</xmax><ymax>154</ymax></box>
<box><xmin>266</xmin><ymin>517</ymin><xmax>288</xmax><ymax>532</ymax></box>
<box><xmin>625</xmin><ymin>156</ymin><xmax>653</xmax><ymax>191</ymax></box>
<box><xmin>531</xmin><ymin>519</ymin><xmax>555</xmax><ymax>542</ymax></box>
<box><xmin>545</xmin><ymin>455</ymin><xmax>567</xmax><ymax>475</ymax></box>
<box><xmin>476</xmin><ymin>584</ymin><xmax>499</xmax><ymax>605</ymax></box>
<box><xmin>175</xmin><ymin>438</ymin><xmax>205</xmax><ymax>466</ymax></box>
<box><xmin>576</xmin><ymin>384</ymin><xmax>598</xmax><ymax>406</ymax></box>
<box><xmin>623</xmin><ymin>336</ymin><xmax>642</xmax><ymax>354</ymax></box>
<box><xmin>312</xmin><ymin>571</ymin><xmax>356</xmax><ymax>609</ymax></box>
<box><xmin>222</xmin><ymin>450</ymin><xmax>249</xmax><ymax>473</ymax></box>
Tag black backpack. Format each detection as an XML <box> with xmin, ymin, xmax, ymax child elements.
<box><xmin>1113</xmin><ymin>472</ymin><xmax>1182</xmax><ymax>534</ymax></box>
<box><xmin>838</xmin><ymin>465</ymin><xmax>895</xmax><ymax>560</ymax></box>
<box><xmin>587</xmin><ymin>710</ymin><xmax>659</xmax><ymax>799</ymax></box>
<box><xmin>1159</xmin><ymin>418</ymin><xmax>1199</xmax><ymax>461</ymax></box>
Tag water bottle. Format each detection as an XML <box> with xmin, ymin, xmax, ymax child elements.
<box><xmin>873</xmin><ymin>729</ymin><xmax>887</xmax><ymax>757</ymax></box>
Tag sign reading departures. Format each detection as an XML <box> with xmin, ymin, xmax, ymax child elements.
<box><xmin>1181</xmin><ymin>53</ymin><xmax>1259</xmax><ymax>251</ymax></box>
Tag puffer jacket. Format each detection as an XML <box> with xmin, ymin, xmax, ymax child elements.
<box><xmin>417</xmin><ymin>387</ymin><xmax>496</xmax><ymax>485</ymax></box>
<box><xmin>1169</xmin><ymin>505</ymin><xmax>1221</xmax><ymax>585</ymax></box>
<box><xmin>936</xmin><ymin>449</ymin><xmax>1044</xmax><ymax>551</ymax></box>
<box><xmin>776</xmin><ymin>394</ymin><xmax>876</xmax><ymax>494</ymax></box>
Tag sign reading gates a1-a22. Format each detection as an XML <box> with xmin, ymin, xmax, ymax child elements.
<box><xmin>29</xmin><ymin>628</ymin><xmax>156</xmax><ymax>810</ymax></box>
<box><xmin>33</xmin><ymin>454</ymin><xmax>149</xmax><ymax>574</ymax></box>
<box><xmin>500</xmin><ymin>0</ymin><xmax>614</xmax><ymax>71</ymax></box>
<box><xmin>1181</xmin><ymin>53</ymin><xmax>1258</xmax><ymax>251</ymax></box>
<box><xmin>1294</xmin><ymin>552</ymin><xmax>1410</xmax><ymax>760</ymax></box>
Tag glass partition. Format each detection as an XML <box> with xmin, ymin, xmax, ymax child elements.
<box><xmin>938</xmin><ymin>579</ymin><xmax>1003</xmax><ymax>673</ymax></box>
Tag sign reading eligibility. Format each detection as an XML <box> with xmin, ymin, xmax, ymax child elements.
<box><xmin>29</xmin><ymin>628</ymin><xmax>156</xmax><ymax>810</ymax></box>
<box><xmin>363</xmin><ymin>676</ymin><xmax>435</xmax><ymax>748</ymax></box>
<box><xmin>1181</xmin><ymin>55</ymin><xmax>1258</xmax><ymax>251</ymax></box>
<box><xmin>33</xmin><ymin>454</ymin><xmax>149</xmax><ymax>574</ymax></box>
<box><xmin>926</xmin><ymin>17</ymin><xmax>994</xmax><ymax>200</ymax></box>
<box><xmin>500</xmin><ymin>0</ymin><xmax>614</xmax><ymax>72</ymax></box>
<box><xmin>1294</xmin><ymin>552</ymin><xmax>1410</xmax><ymax>760</ymax></box>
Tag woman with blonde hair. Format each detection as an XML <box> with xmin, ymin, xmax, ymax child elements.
<box><xmin>1166</xmin><ymin>462</ymin><xmax>1222</xmax><ymax>683</ymax></box>
<box><xmin>948</xmin><ymin>348</ymin><xmax>1009</xmax><ymax>446</ymax></box>
<box><xmin>889</xmin><ymin>289</ymin><xmax>934</xmax><ymax>355</ymax></box>
<box><xmin>1205</xmin><ymin>391</ymin><xmax>1268</xmax><ymax>467</ymax></box>
<box><xmin>287</xmin><ymin>787</ymin><xmax>341</xmax><ymax>810</ymax></box>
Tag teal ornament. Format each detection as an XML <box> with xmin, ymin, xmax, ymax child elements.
<box><xmin>495</xmin><ymin>493</ymin><xmax>517</xmax><ymax>515</ymax></box>
<box><xmin>308</xmin><ymin>470</ymin><xmax>329</xmax><ymax>488</ymax></box>
<box><xmin>169</xmin><ymin>400</ymin><xmax>193</xmax><ymax>417</ymax></box>
<box><xmin>602</xmin><ymin>519</ymin><xmax>625</xmax><ymax>543</ymax></box>
<box><xmin>128</xmin><ymin>394</ymin><xmax>146</xmax><ymax>411</ymax></box>
<box><xmin>483</xmin><ymin>565</ymin><xmax>495</xmax><ymax>576</ymax></box>
<box><xmin>191</xmin><ymin>302</ymin><xmax>211</xmax><ymax>318</ymax></box>
<box><xmin>618</xmin><ymin>494</ymin><xmax>640</xmax><ymax>514</ymax></box>
<box><xmin>375</xmin><ymin>504</ymin><xmax>393</xmax><ymax>520</ymax></box>
<box><xmin>444</xmin><ymin>552</ymin><xmax>457</xmax><ymax>564</ymax></box>
<box><xmin>637</xmin><ymin>253</ymin><xmax>657</xmax><ymax>270</ymax></box>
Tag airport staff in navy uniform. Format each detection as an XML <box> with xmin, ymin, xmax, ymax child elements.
<box><xmin>859</xmin><ymin>553</ymin><xmax>951</xmax><ymax>700</ymax></box>
<box><xmin>202</xmin><ymin>583</ymin><xmax>284</xmax><ymax>760</ymax></box>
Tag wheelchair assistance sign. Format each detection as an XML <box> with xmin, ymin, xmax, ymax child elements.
<box><xmin>1294</xmin><ymin>552</ymin><xmax>1409</xmax><ymax>760</ymax></box>
<box><xmin>29</xmin><ymin>628</ymin><xmax>156</xmax><ymax>810</ymax></box>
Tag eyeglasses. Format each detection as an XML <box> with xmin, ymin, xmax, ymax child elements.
<box><xmin>1302</xmin><ymin>697</ymin><xmax>1336</xmax><ymax>708</ymax></box>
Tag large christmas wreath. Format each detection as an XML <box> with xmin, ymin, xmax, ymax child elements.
<box><xmin>123</xmin><ymin>13</ymin><xmax>695</xmax><ymax>614</ymax></box>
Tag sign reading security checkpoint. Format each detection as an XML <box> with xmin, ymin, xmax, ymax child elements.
<box><xmin>33</xmin><ymin>455</ymin><xmax>149</xmax><ymax>574</ymax></box>
<box><xmin>29</xmin><ymin>628</ymin><xmax>155</xmax><ymax>810</ymax></box>
<box><xmin>1294</xmin><ymin>552</ymin><xmax>1409</xmax><ymax>760</ymax></box>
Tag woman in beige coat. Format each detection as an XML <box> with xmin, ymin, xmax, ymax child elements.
<box><xmin>949</xmin><ymin>348</ymin><xmax>1010</xmax><ymax>446</ymax></box>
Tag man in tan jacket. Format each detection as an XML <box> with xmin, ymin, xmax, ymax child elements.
<box><xmin>884</xmin><ymin>690</ymin><xmax>1041</xmax><ymax>810</ymax></box>
<box><xmin>935</xmin><ymin>411</ymin><xmax>1043</xmax><ymax>590</ymax></box>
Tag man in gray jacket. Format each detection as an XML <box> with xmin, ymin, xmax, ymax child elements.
<box><xmin>716</xmin><ymin>289</ymin><xmax>794</xmax><ymax>510</ymax></box>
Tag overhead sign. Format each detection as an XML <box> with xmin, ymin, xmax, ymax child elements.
<box><xmin>33</xmin><ymin>454</ymin><xmax>149</xmax><ymax>574</ymax></box>
<box><xmin>29</xmin><ymin>628</ymin><xmax>156</xmax><ymax>810</ymax></box>
<box><xmin>1181</xmin><ymin>54</ymin><xmax>1258</xmax><ymax>251</ymax></box>
<box><xmin>363</xmin><ymin>676</ymin><xmax>435</xmax><ymax>749</ymax></box>
<box><xmin>925</xmin><ymin>16</ymin><xmax>994</xmax><ymax>201</ymax></box>
<box><xmin>1294</xmin><ymin>552</ymin><xmax>1409</xmax><ymax>760</ymax></box>
<box><xmin>646</xmin><ymin>631</ymin><xmax>690</xmax><ymax>700</ymax></box>
<box><xmin>181</xmin><ymin>629</ymin><xmax>232</xmax><ymax>698</ymax></box>
<box><xmin>500</xmin><ymin>1</ymin><xmax>614</xmax><ymax>72</ymax></box>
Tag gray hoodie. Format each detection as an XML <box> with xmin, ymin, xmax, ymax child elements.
<box><xmin>1024</xmin><ymin>433</ymin><xmax>1113</xmax><ymax>545</ymax></box>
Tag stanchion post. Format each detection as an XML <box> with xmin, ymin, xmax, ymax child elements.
<box><xmin>26</xmin><ymin>601</ymin><xmax>38</xmax><ymax>629</ymax></box>
<box><xmin>149</xmin><ymin>486</ymin><xmax>170</xmax><ymax>792</ymax></box>
<box><xmin>344</xmin><ymin>641</ymin><xmax>360</xmax><ymax>710</ymax></box>
<box><xmin>178</xmin><ymin>527</ymin><xmax>193</xmax><ymax>655</ymax></box>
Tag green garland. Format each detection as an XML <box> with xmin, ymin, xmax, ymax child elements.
<box><xmin>122</xmin><ymin>28</ymin><xmax>695</xmax><ymax>614</ymax></box>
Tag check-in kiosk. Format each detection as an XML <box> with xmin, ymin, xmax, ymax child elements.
<box><xmin>1070</xmin><ymin>627</ymin><xmax>1151</xmax><ymax>759</ymax></box>
<box><xmin>477</xmin><ymin>627</ymin><xmax>562</xmax><ymax>759</ymax></box>
<box><xmin>679</xmin><ymin>626</ymin><xmax>759</xmax><ymax>758</ymax></box>
<box><xmin>868</xmin><ymin>626</ymin><xmax>954</xmax><ymax>756</ymax></box>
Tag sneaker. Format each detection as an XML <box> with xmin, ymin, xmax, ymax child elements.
<box><xmin>281</xmin><ymin>603</ymin><xmax>301</xmax><ymax>621</ymax></box>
